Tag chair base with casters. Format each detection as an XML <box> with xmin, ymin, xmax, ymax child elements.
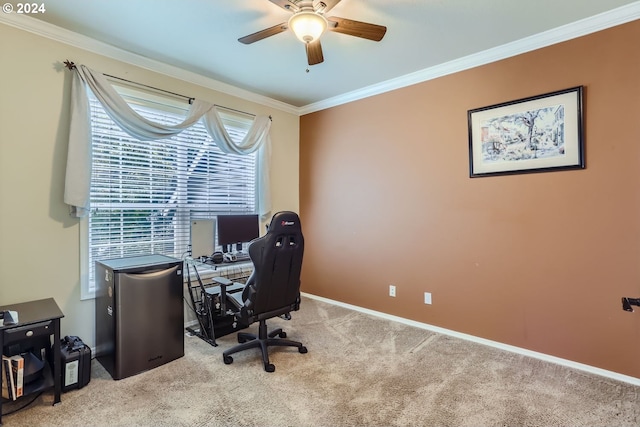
<box><xmin>222</xmin><ymin>318</ymin><xmax>307</xmax><ymax>372</ymax></box>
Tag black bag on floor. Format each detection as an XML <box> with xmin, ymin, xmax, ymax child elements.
<box><xmin>59</xmin><ymin>336</ymin><xmax>91</xmax><ymax>392</ymax></box>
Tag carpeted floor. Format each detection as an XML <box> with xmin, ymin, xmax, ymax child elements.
<box><xmin>2</xmin><ymin>296</ymin><xmax>639</xmax><ymax>426</ymax></box>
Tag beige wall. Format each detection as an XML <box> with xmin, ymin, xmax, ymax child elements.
<box><xmin>300</xmin><ymin>20</ymin><xmax>640</xmax><ymax>379</ymax></box>
<box><xmin>0</xmin><ymin>24</ymin><xmax>300</xmax><ymax>346</ymax></box>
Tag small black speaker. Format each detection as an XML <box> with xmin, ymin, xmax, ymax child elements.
<box><xmin>23</xmin><ymin>351</ymin><xmax>45</xmax><ymax>385</ymax></box>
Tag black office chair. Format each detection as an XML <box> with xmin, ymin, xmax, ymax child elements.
<box><xmin>217</xmin><ymin>211</ymin><xmax>307</xmax><ymax>372</ymax></box>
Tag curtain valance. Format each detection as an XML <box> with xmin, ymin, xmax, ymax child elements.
<box><xmin>64</xmin><ymin>64</ymin><xmax>272</xmax><ymax>218</ymax></box>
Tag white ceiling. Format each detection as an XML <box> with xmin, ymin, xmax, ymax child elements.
<box><xmin>7</xmin><ymin>0</ymin><xmax>640</xmax><ymax>111</ymax></box>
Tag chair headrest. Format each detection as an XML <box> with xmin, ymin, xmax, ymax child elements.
<box><xmin>267</xmin><ymin>211</ymin><xmax>302</xmax><ymax>235</ymax></box>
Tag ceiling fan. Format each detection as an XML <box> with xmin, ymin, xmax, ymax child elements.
<box><xmin>238</xmin><ymin>0</ymin><xmax>387</xmax><ymax>66</ymax></box>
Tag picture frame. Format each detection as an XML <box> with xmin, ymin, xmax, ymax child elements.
<box><xmin>468</xmin><ymin>86</ymin><xmax>584</xmax><ymax>178</ymax></box>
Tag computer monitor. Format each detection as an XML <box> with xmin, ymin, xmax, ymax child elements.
<box><xmin>217</xmin><ymin>214</ymin><xmax>259</xmax><ymax>252</ymax></box>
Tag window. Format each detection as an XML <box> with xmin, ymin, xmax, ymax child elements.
<box><xmin>80</xmin><ymin>88</ymin><xmax>256</xmax><ymax>299</ymax></box>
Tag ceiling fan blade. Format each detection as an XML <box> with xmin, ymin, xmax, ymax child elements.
<box><xmin>238</xmin><ymin>23</ymin><xmax>288</xmax><ymax>44</ymax></box>
<box><xmin>327</xmin><ymin>17</ymin><xmax>387</xmax><ymax>41</ymax></box>
<box><xmin>268</xmin><ymin>0</ymin><xmax>299</xmax><ymax>13</ymax></box>
<box><xmin>306</xmin><ymin>40</ymin><xmax>324</xmax><ymax>65</ymax></box>
<box><xmin>314</xmin><ymin>0</ymin><xmax>341</xmax><ymax>13</ymax></box>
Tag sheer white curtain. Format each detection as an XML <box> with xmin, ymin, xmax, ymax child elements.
<box><xmin>64</xmin><ymin>64</ymin><xmax>272</xmax><ymax>218</ymax></box>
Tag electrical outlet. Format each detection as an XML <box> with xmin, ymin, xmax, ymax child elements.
<box><xmin>424</xmin><ymin>292</ymin><xmax>432</xmax><ymax>305</ymax></box>
<box><xmin>389</xmin><ymin>285</ymin><xmax>396</xmax><ymax>297</ymax></box>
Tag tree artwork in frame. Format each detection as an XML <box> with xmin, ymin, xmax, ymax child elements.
<box><xmin>468</xmin><ymin>86</ymin><xmax>584</xmax><ymax>178</ymax></box>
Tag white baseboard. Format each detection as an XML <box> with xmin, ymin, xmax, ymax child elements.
<box><xmin>301</xmin><ymin>292</ymin><xmax>640</xmax><ymax>387</ymax></box>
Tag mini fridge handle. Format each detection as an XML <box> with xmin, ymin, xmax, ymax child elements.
<box><xmin>122</xmin><ymin>265</ymin><xmax>180</xmax><ymax>280</ymax></box>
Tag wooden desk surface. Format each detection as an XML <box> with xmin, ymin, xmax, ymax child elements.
<box><xmin>0</xmin><ymin>298</ymin><xmax>64</xmax><ymax>330</ymax></box>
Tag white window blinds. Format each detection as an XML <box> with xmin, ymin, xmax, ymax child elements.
<box><xmin>81</xmin><ymin>91</ymin><xmax>256</xmax><ymax>298</ymax></box>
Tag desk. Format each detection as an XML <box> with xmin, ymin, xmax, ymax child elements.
<box><xmin>0</xmin><ymin>298</ymin><xmax>63</xmax><ymax>424</ymax></box>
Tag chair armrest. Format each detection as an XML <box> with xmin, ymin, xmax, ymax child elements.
<box><xmin>213</xmin><ymin>276</ymin><xmax>233</xmax><ymax>288</ymax></box>
<box><xmin>205</xmin><ymin>282</ymin><xmax>244</xmax><ymax>296</ymax></box>
<box><xmin>211</xmin><ymin>277</ymin><xmax>245</xmax><ymax>314</ymax></box>
<box><xmin>212</xmin><ymin>277</ymin><xmax>232</xmax><ymax>313</ymax></box>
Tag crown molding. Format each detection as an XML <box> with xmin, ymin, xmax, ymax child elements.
<box><xmin>299</xmin><ymin>1</ymin><xmax>640</xmax><ymax>115</ymax></box>
<box><xmin>2</xmin><ymin>3</ymin><xmax>639</xmax><ymax>117</ymax></box>
<box><xmin>0</xmin><ymin>13</ymin><xmax>300</xmax><ymax>116</ymax></box>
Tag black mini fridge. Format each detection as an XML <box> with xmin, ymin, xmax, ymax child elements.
<box><xmin>95</xmin><ymin>254</ymin><xmax>184</xmax><ymax>380</ymax></box>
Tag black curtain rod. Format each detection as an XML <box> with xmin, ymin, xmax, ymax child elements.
<box><xmin>63</xmin><ymin>60</ymin><xmax>269</xmax><ymax>120</ymax></box>
<box><xmin>214</xmin><ymin>105</ymin><xmax>256</xmax><ymax>118</ymax></box>
<box><xmin>65</xmin><ymin>59</ymin><xmax>194</xmax><ymax>103</ymax></box>
<box><xmin>104</xmin><ymin>73</ymin><xmax>196</xmax><ymax>104</ymax></box>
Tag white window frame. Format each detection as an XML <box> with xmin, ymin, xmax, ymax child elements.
<box><xmin>80</xmin><ymin>85</ymin><xmax>257</xmax><ymax>299</ymax></box>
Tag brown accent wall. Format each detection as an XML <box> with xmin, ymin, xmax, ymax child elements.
<box><xmin>299</xmin><ymin>20</ymin><xmax>640</xmax><ymax>378</ymax></box>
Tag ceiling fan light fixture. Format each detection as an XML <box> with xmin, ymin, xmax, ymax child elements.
<box><xmin>288</xmin><ymin>11</ymin><xmax>328</xmax><ymax>43</ymax></box>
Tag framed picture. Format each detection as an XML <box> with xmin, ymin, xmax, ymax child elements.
<box><xmin>468</xmin><ymin>86</ymin><xmax>584</xmax><ymax>178</ymax></box>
